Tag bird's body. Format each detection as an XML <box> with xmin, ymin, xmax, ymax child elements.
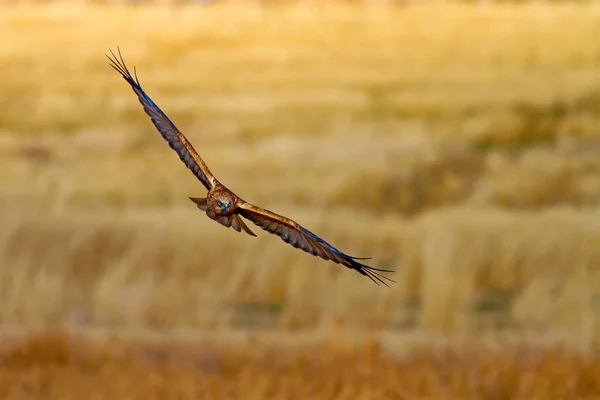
<box><xmin>106</xmin><ymin>48</ymin><xmax>394</xmax><ymax>286</ymax></box>
<box><xmin>190</xmin><ymin>186</ymin><xmax>257</xmax><ymax>236</ymax></box>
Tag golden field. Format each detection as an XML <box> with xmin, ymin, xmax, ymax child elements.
<box><xmin>2</xmin><ymin>2</ymin><xmax>600</xmax><ymax>331</ymax></box>
<box><xmin>2</xmin><ymin>3</ymin><xmax>600</xmax><ymax>398</ymax></box>
<box><xmin>2</xmin><ymin>5</ymin><xmax>600</xmax><ymax>396</ymax></box>
<box><xmin>1</xmin><ymin>330</ymin><xmax>600</xmax><ymax>400</ymax></box>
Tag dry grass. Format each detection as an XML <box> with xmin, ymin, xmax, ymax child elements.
<box><xmin>1</xmin><ymin>331</ymin><xmax>600</xmax><ymax>400</ymax></box>
<box><xmin>3</xmin><ymin>196</ymin><xmax>600</xmax><ymax>336</ymax></box>
<box><xmin>2</xmin><ymin>3</ymin><xmax>600</xmax><ymax>212</ymax></box>
<box><xmin>1</xmin><ymin>3</ymin><xmax>600</xmax><ymax>336</ymax></box>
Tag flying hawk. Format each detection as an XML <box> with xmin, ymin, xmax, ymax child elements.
<box><xmin>106</xmin><ymin>48</ymin><xmax>395</xmax><ymax>286</ymax></box>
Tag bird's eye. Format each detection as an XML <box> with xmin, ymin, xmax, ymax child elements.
<box><xmin>216</xmin><ymin>200</ymin><xmax>222</xmax><ymax>206</ymax></box>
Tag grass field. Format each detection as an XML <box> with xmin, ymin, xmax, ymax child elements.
<box><xmin>1</xmin><ymin>2</ymin><xmax>600</xmax><ymax>338</ymax></box>
<box><xmin>3</xmin><ymin>3</ymin><xmax>600</xmax><ymax>398</ymax></box>
<box><xmin>1</xmin><ymin>330</ymin><xmax>600</xmax><ymax>399</ymax></box>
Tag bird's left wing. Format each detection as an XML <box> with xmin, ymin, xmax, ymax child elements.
<box><xmin>236</xmin><ymin>202</ymin><xmax>395</xmax><ymax>286</ymax></box>
<box><xmin>106</xmin><ymin>48</ymin><xmax>217</xmax><ymax>191</ymax></box>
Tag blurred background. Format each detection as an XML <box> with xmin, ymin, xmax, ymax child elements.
<box><xmin>1</xmin><ymin>0</ymin><xmax>600</xmax><ymax>398</ymax></box>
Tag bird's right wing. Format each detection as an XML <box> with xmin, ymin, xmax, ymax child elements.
<box><xmin>237</xmin><ymin>202</ymin><xmax>395</xmax><ymax>286</ymax></box>
<box><xmin>107</xmin><ymin>47</ymin><xmax>217</xmax><ymax>191</ymax></box>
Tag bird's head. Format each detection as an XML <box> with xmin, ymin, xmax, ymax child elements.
<box><xmin>214</xmin><ymin>199</ymin><xmax>231</xmax><ymax>213</ymax></box>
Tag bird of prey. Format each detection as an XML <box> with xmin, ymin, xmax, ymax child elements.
<box><xmin>106</xmin><ymin>48</ymin><xmax>394</xmax><ymax>286</ymax></box>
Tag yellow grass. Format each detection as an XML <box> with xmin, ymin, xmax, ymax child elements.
<box><xmin>0</xmin><ymin>331</ymin><xmax>599</xmax><ymax>400</ymax></box>
<box><xmin>1</xmin><ymin>2</ymin><xmax>600</xmax><ymax>339</ymax></box>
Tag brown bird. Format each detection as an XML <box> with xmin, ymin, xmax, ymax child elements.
<box><xmin>107</xmin><ymin>48</ymin><xmax>394</xmax><ymax>286</ymax></box>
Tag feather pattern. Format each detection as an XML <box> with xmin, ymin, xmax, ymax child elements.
<box><xmin>238</xmin><ymin>203</ymin><xmax>395</xmax><ymax>286</ymax></box>
<box><xmin>106</xmin><ymin>48</ymin><xmax>216</xmax><ymax>191</ymax></box>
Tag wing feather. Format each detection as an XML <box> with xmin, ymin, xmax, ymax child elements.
<box><xmin>106</xmin><ymin>47</ymin><xmax>216</xmax><ymax>191</ymax></box>
<box><xmin>237</xmin><ymin>202</ymin><xmax>395</xmax><ymax>286</ymax></box>
<box><xmin>230</xmin><ymin>216</ymin><xmax>243</xmax><ymax>232</ymax></box>
<box><xmin>189</xmin><ymin>197</ymin><xmax>207</xmax><ymax>211</ymax></box>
